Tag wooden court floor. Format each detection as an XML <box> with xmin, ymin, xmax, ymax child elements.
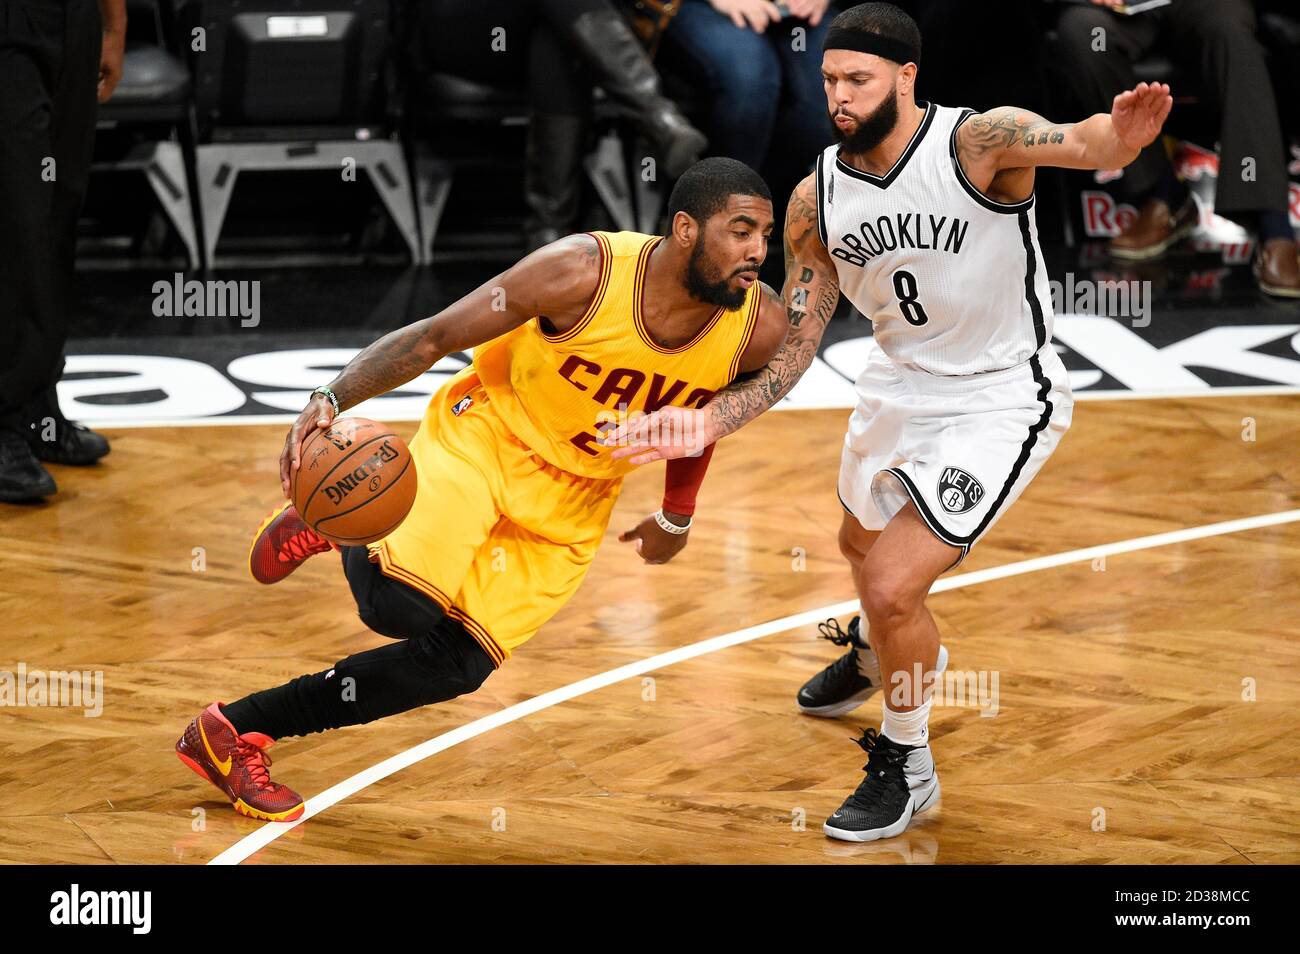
<box><xmin>1</xmin><ymin>395</ymin><xmax>1298</xmax><ymax>864</ymax></box>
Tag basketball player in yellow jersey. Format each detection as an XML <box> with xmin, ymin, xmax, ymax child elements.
<box><xmin>174</xmin><ymin>158</ymin><xmax>788</xmax><ymax>821</ymax></box>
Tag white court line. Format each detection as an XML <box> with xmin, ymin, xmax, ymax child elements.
<box><xmin>207</xmin><ymin>507</ymin><xmax>1300</xmax><ymax>865</ymax></box>
<box><xmin>78</xmin><ymin>385</ymin><xmax>1300</xmax><ymax>431</ymax></box>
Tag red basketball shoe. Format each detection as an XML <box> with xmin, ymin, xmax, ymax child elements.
<box><xmin>175</xmin><ymin>702</ymin><xmax>305</xmax><ymax>822</ymax></box>
<box><xmin>248</xmin><ymin>501</ymin><xmax>335</xmax><ymax>584</ymax></box>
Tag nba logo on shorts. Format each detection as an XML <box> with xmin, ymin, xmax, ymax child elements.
<box><xmin>452</xmin><ymin>395</ymin><xmax>473</xmax><ymax>417</ymax></box>
<box><xmin>937</xmin><ymin>466</ymin><xmax>984</xmax><ymax>514</ymax></box>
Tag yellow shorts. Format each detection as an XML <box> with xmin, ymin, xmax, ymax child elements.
<box><xmin>368</xmin><ymin>368</ymin><xmax>621</xmax><ymax>665</ymax></box>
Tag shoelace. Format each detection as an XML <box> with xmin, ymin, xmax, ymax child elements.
<box><xmin>817</xmin><ymin>618</ymin><xmax>869</xmax><ymax>685</ymax></box>
<box><xmin>850</xmin><ymin>727</ymin><xmax>909</xmax><ymax>795</ymax></box>
<box><xmin>278</xmin><ymin>528</ymin><xmax>332</xmax><ymax>563</ymax></box>
<box><xmin>817</xmin><ymin>617</ymin><xmax>855</xmax><ymax>647</ymax></box>
<box><xmin>235</xmin><ymin>738</ymin><xmax>276</xmax><ymax>790</ymax></box>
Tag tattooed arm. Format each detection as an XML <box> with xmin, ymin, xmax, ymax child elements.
<box><xmin>956</xmin><ymin>82</ymin><xmax>1172</xmax><ymax>203</ymax></box>
<box><xmin>606</xmin><ymin>173</ymin><xmax>836</xmax><ymax>463</ymax></box>
<box><xmin>278</xmin><ymin>233</ymin><xmax>600</xmax><ymax>493</ymax></box>
<box><xmin>708</xmin><ymin>174</ymin><xmax>838</xmax><ymax>435</ymax></box>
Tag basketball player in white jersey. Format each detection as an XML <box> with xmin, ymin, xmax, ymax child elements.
<box><xmin>605</xmin><ymin>2</ymin><xmax>1172</xmax><ymax>842</ymax></box>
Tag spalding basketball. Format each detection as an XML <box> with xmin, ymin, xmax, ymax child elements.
<box><xmin>293</xmin><ymin>418</ymin><xmax>416</xmax><ymax>546</ymax></box>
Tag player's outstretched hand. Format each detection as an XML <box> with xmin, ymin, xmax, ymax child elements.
<box><xmin>280</xmin><ymin>394</ymin><xmax>335</xmax><ymax>496</ymax></box>
<box><xmin>602</xmin><ymin>406</ymin><xmax>717</xmax><ymax>465</ymax></box>
<box><xmin>1111</xmin><ymin>82</ymin><xmax>1172</xmax><ymax>153</ymax></box>
<box><xmin>619</xmin><ymin>513</ymin><xmax>689</xmax><ymax>565</ymax></box>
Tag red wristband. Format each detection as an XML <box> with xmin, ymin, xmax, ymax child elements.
<box><xmin>662</xmin><ymin>442</ymin><xmax>715</xmax><ymax>517</ymax></box>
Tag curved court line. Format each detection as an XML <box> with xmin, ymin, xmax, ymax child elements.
<box><xmin>208</xmin><ymin>507</ymin><xmax>1300</xmax><ymax>865</ymax></box>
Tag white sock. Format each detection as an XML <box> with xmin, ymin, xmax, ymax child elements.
<box><xmin>881</xmin><ymin>698</ymin><xmax>932</xmax><ymax>748</ymax></box>
<box><xmin>854</xmin><ymin>619</ymin><xmax>883</xmax><ymax>684</ymax></box>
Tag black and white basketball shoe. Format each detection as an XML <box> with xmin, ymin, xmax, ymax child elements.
<box><xmin>796</xmin><ymin>617</ymin><xmax>948</xmax><ymax>717</ymax></box>
<box><xmin>823</xmin><ymin>727</ymin><xmax>940</xmax><ymax>842</ymax></box>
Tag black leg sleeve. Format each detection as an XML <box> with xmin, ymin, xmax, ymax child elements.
<box><xmin>340</xmin><ymin>543</ymin><xmax>449</xmax><ymax>640</ymax></box>
<box><xmin>223</xmin><ymin>616</ymin><xmax>496</xmax><ymax>739</ymax></box>
<box><xmin>223</xmin><ymin>546</ymin><xmax>496</xmax><ymax>739</ymax></box>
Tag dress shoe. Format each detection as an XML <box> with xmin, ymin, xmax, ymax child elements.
<box><xmin>1109</xmin><ymin>195</ymin><xmax>1198</xmax><ymax>262</ymax></box>
<box><xmin>0</xmin><ymin>428</ymin><xmax>57</xmax><ymax>502</ymax></box>
<box><xmin>27</xmin><ymin>416</ymin><xmax>110</xmax><ymax>466</ymax></box>
<box><xmin>1253</xmin><ymin>237</ymin><xmax>1300</xmax><ymax>298</ymax></box>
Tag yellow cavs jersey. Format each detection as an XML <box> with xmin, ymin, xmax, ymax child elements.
<box><xmin>472</xmin><ymin>230</ymin><xmax>761</xmax><ymax>479</ymax></box>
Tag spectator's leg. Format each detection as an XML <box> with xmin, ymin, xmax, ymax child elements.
<box><xmin>1257</xmin><ymin>7</ymin><xmax>1300</xmax><ymax>145</ymax></box>
<box><xmin>1052</xmin><ymin>4</ymin><xmax>1167</xmax><ymax>199</ymax></box>
<box><xmin>1166</xmin><ymin>0</ymin><xmax>1297</xmax><ymax>294</ymax></box>
<box><xmin>1054</xmin><ymin>5</ymin><xmax>1196</xmax><ymax>259</ymax></box>
<box><xmin>756</xmin><ymin>15</ymin><xmax>833</xmax><ymax>285</ymax></box>
<box><xmin>1167</xmin><ymin>0</ymin><xmax>1291</xmax><ymax>233</ymax></box>
<box><xmin>660</xmin><ymin>0</ymin><xmax>781</xmax><ymax>169</ymax></box>
<box><xmin>538</xmin><ymin>0</ymin><xmax>706</xmax><ymax>178</ymax></box>
<box><xmin>0</xmin><ymin>3</ymin><xmax>55</xmax><ymax>427</ymax></box>
<box><xmin>21</xmin><ymin>0</ymin><xmax>108</xmax><ymax>466</ymax></box>
<box><xmin>0</xmin><ymin>0</ymin><xmax>63</xmax><ymax>499</ymax></box>
<box><xmin>523</xmin><ymin>24</ymin><xmax>591</xmax><ymax>250</ymax></box>
<box><xmin>768</xmin><ymin>15</ymin><xmax>833</xmax><ymax>192</ymax></box>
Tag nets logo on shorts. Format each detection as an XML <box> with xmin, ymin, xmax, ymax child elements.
<box><xmin>937</xmin><ymin>467</ymin><xmax>984</xmax><ymax>514</ymax></box>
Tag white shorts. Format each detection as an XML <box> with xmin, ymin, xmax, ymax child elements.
<box><xmin>837</xmin><ymin>345</ymin><xmax>1074</xmax><ymax>566</ymax></box>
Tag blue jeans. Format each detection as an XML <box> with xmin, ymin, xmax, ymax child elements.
<box><xmin>663</xmin><ymin>0</ymin><xmax>832</xmax><ymax>174</ymax></box>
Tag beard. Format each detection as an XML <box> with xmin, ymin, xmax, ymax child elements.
<box><xmin>831</xmin><ymin>87</ymin><xmax>900</xmax><ymax>154</ymax></box>
<box><xmin>685</xmin><ymin>237</ymin><xmax>748</xmax><ymax>310</ymax></box>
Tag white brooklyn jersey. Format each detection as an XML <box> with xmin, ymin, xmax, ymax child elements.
<box><xmin>816</xmin><ymin>102</ymin><xmax>1054</xmax><ymax>376</ymax></box>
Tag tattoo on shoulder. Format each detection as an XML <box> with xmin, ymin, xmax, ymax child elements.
<box><xmin>784</xmin><ymin>180</ymin><xmax>820</xmax><ymax>274</ymax></box>
<box><xmin>965</xmin><ymin>108</ymin><xmax>1068</xmax><ymax>160</ymax></box>
<box><xmin>789</xmin><ymin>183</ymin><xmax>818</xmax><ymax>221</ymax></box>
<box><xmin>967</xmin><ymin>109</ymin><xmax>1032</xmax><ymax>152</ymax></box>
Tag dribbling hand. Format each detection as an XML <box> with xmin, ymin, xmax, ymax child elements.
<box><xmin>280</xmin><ymin>395</ymin><xmax>335</xmax><ymax>497</ymax></box>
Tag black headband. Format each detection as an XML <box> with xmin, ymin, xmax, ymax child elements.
<box><xmin>823</xmin><ymin>27</ymin><xmax>919</xmax><ymax>66</ymax></box>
